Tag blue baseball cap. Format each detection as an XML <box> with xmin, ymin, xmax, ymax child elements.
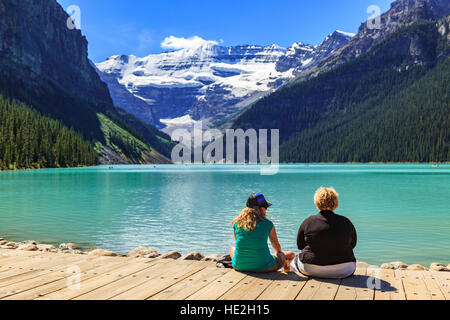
<box><xmin>246</xmin><ymin>193</ymin><xmax>272</xmax><ymax>208</ymax></box>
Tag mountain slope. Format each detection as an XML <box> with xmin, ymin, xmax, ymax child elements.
<box><xmin>233</xmin><ymin>17</ymin><xmax>450</xmax><ymax>162</ymax></box>
<box><xmin>95</xmin><ymin>32</ymin><xmax>354</xmax><ymax>132</ymax></box>
<box><xmin>0</xmin><ymin>0</ymin><xmax>173</xmax><ymax>166</ymax></box>
<box><xmin>303</xmin><ymin>0</ymin><xmax>450</xmax><ymax>79</ymax></box>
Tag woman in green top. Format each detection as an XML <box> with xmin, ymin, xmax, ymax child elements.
<box><xmin>230</xmin><ymin>193</ymin><xmax>295</xmax><ymax>272</ymax></box>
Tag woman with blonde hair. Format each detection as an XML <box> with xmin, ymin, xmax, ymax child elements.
<box><xmin>291</xmin><ymin>187</ymin><xmax>357</xmax><ymax>278</ymax></box>
<box><xmin>230</xmin><ymin>193</ymin><xmax>295</xmax><ymax>273</ymax></box>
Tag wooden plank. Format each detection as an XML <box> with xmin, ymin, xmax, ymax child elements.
<box><xmin>295</xmin><ymin>277</ymin><xmax>341</xmax><ymax>300</ymax></box>
<box><xmin>0</xmin><ymin>255</ymin><xmax>84</xmax><ymax>287</ymax></box>
<box><xmin>0</xmin><ymin>255</ymin><xmax>51</xmax><ymax>271</ymax></box>
<box><xmin>37</xmin><ymin>259</ymin><xmax>163</xmax><ymax>300</ymax></box>
<box><xmin>407</xmin><ymin>270</ymin><xmax>446</xmax><ymax>300</ymax></box>
<box><xmin>402</xmin><ymin>275</ymin><xmax>432</xmax><ymax>300</ymax></box>
<box><xmin>257</xmin><ymin>271</ymin><xmax>309</xmax><ymax>300</ymax></box>
<box><xmin>422</xmin><ymin>271</ymin><xmax>450</xmax><ymax>300</ymax></box>
<box><xmin>218</xmin><ymin>272</ymin><xmax>278</xmax><ymax>300</ymax></box>
<box><xmin>0</xmin><ymin>256</ymin><xmax>114</xmax><ymax>299</ymax></box>
<box><xmin>149</xmin><ymin>267</ymin><xmax>231</xmax><ymax>300</ymax></box>
<box><xmin>0</xmin><ymin>249</ymin><xmax>47</xmax><ymax>258</ymax></box>
<box><xmin>110</xmin><ymin>261</ymin><xmax>207</xmax><ymax>300</ymax></box>
<box><xmin>335</xmin><ymin>267</ymin><xmax>373</xmax><ymax>300</ymax></box>
<box><xmin>2</xmin><ymin>259</ymin><xmax>135</xmax><ymax>300</ymax></box>
<box><xmin>186</xmin><ymin>269</ymin><xmax>248</xmax><ymax>300</ymax></box>
<box><xmin>72</xmin><ymin>259</ymin><xmax>181</xmax><ymax>300</ymax></box>
<box><xmin>370</xmin><ymin>268</ymin><xmax>405</xmax><ymax>300</ymax></box>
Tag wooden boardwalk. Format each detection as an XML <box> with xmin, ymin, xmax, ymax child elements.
<box><xmin>0</xmin><ymin>249</ymin><xmax>448</xmax><ymax>300</ymax></box>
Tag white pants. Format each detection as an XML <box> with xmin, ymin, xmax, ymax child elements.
<box><xmin>291</xmin><ymin>256</ymin><xmax>356</xmax><ymax>279</ymax></box>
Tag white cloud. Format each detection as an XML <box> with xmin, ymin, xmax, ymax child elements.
<box><xmin>161</xmin><ymin>36</ymin><xmax>218</xmax><ymax>50</ymax></box>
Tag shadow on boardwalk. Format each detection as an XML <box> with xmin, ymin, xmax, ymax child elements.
<box><xmin>238</xmin><ymin>271</ymin><xmax>397</xmax><ymax>292</ymax></box>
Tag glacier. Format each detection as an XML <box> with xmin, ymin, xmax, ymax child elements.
<box><xmin>96</xmin><ymin>31</ymin><xmax>354</xmax><ymax>133</ymax></box>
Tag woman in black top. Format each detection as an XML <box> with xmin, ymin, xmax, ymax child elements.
<box><xmin>291</xmin><ymin>187</ymin><xmax>357</xmax><ymax>279</ymax></box>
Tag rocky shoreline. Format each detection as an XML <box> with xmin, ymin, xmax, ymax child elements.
<box><xmin>1</xmin><ymin>237</ymin><xmax>449</xmax><ymax>271</ymax></box>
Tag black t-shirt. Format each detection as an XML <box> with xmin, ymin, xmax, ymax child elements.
<box><xmin>297</xmin><ymin>210</ymin><xmax>357</xmax><ymax>266</ymax></box>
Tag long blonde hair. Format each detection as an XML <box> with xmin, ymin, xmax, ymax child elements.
<box><xmin>232</xmin><ymin>206</ymin><xmax>266</xmax><ymax>232</ymax></box>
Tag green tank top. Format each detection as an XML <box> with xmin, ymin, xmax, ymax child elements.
<box><xmin>232</xmin><ymin>218</ymin><xmax>276</xmax><ymax>271</ymax></box>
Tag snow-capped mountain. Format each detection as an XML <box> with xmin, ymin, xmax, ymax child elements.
<box><xmin>96</xmin><ymin>31</ymin><xmax>354</xmax><ymax>133</ymax></box>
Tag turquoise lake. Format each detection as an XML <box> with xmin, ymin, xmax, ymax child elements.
<box><xmin>0</xmin><ymin>164</ymin><xmax>448</xmax><ymax>266</ymax></box>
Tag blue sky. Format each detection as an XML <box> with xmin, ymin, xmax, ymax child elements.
<box><xmin>56</xmin><ymin>0</ymin><xmax>393</xmax><ymax>62</ymax></box>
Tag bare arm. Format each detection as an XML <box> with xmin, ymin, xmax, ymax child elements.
<box><xmin>269</xmin><ymin>226</ymin><xmax>282</xmax><ymax>254</ymax></box>
<box><xmin>233</xmin><ymin>228</ymin><xmax>236</xmax><ymax>240</ymax></box>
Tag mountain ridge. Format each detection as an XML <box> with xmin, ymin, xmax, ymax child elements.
<box><xmin>0</xmin><ymin>0</ymin><xmax>173</xmax><ymax>167</ymax></box>
<box><xmin>95</xmin><ymin>31</ymin><xmax>354</xmax><ymax>132</ymax></box>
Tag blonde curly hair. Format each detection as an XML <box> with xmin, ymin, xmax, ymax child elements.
<box><xmin>314</xmin><ymin>187</ymin><xmax>339</xmax><ymax>211</ymax></box>
<box><xmin>232</xmin><ymin>206</ymin><xmax>266</xmax><ymax>232</ymax></box>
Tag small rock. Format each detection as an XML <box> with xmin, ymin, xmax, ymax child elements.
<box><xmin>143</xmin><ymin>252</ymin><xmax>161</xmax><ymax>258</ymax></box>
<box><xmin>181</xmin><ymin>252</ymin><xmax>204</xmax><ymax>261</ymax></box>
<box><xmin>36</xmin><ymin>244</ymin><xmax>57</xmax><ymax>252</ymax></box>
<box><xmin>381</xmin><ymin>261</ymin><xmax>408</xmax><ymax>270</ymax></box>
<box><xmin>202</xmin><ymin>254</ymin><xmax>224</xmax><ymax>262</ymax></box>
<box><xmin>19</xmin><ymin>244</ymin><xmax>38</xmax><ymax>251</ymax></box>
<box><xmin>4</xmin><ymin>242</ymin><xmax>18</xmax><ymax>249</ymax></box>
<box><xmin>128</xmin><ymin>246</ymin><xmax>160</xmax><ymax>258</ymax></box>
<box><xmin>66</xmin><ymin>243</ymin><xmax>79</xmax><ymax>249</ymax></box>
<box><xmin>430</xmin><ymin>263</ymin><xmax>450</xmax><ymax>272</ymax></box>
<box><xmin>19</xmin><ymin>240</ymin><xmax>38</xmax><ymax>245</ymax></box>
<box><xmin>159</xmin><ymin>251</ymin><xmax>181</xmax><ymax>259</ymax></box>
<box><xmin>88</xmin><ymin>249</ymin><xmax>117</xmax><ymax>257</ymax></box>
<box><xmin>0</xmin><ymin>240</ymin><xmax>7</xmax><ymax>245</ymax></box>
<box><xmin>407</xmin><ymin>264</ymin><xmax>428</xmax><ymax>271</ymax></box>
<box><xmin>0</xmin><ymin>238</ymin><xmax>4</xmax><ymax>241</ymax></box>
<box><xmin>59</xmin><ymin>243</ymin><xmax>79</xmax><ymax>251</ymax></box>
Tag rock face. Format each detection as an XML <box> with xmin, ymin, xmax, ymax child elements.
<box><xmin>181</xmin><ymin>252</ymin><xmax>205</xmax><ymax>261</ymax></box>
<box><xmin>159</xmin><ymin>251</ymin><xmax>182</xmax><ymax>259</ymax></box>
<box><xmin>430</xmin><ymin>262</ymin><xmax>450</xmax><ymax>271</ymax></box>
<box><xmin>127</xmin><ymin>246</ymin><xmax>160</xmax><ymax>258</ymax></box>
<box><xmin>276</xmin><ymin>31</ymin><xmax>354</xmax><ymax>74</ymax></box>
<box><xmin>95</xmin><ymin>33</ymin><xmax>352</xmax><ymax>131</ymax></box>
<box><xmin>0</xmin><ymin>0</ymin><xmax>113</xmax><ymax>114</ymax></box>
<box><xmin>0</xmin><ymin>0</ymin><xmax>172</xmax><ymax>165</ymax></box>
<box><xmin>313</xmin><ymin>0</ymin><xmax>450</xmax><ymax>75</ymax></box>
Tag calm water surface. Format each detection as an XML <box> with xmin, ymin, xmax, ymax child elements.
<box><xmin>0</xmin><ymin>164</ymin><xmax>448</xmax><ymax>266</ymax></box>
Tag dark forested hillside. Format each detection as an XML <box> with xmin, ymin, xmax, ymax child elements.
<box><xmin>0</xmin><ymin>0</ymin><xmax>173</xmax><ymax>168</ymax></box>
<box><xmin>233</xmin><ymin>18</ymin><xmax>450</xmax><ymax>162</ymax></box>
<box><xmin>0</xmin><ymin>96</ymin><xmax>98</xmax><ymax>170</ymax></box>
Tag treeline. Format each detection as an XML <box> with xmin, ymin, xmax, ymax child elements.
<box><xmin>280</xmin><ymin>58</ymin><xmax>450</xmax><ymax>162</ymax></box>
<box><xmin>108</xmin><ymin>131</ymin><xmax>142</xmax><ymax>162</ymax></box>
<box><xmin>0</xmin><ymin>96</ymin><xmax>98</xmax><ymax>170</ymax></box>
<box><xmin>233</xmin><ymin>20</ymin><xmax>450</xmax><ymax>162</ymax></box>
